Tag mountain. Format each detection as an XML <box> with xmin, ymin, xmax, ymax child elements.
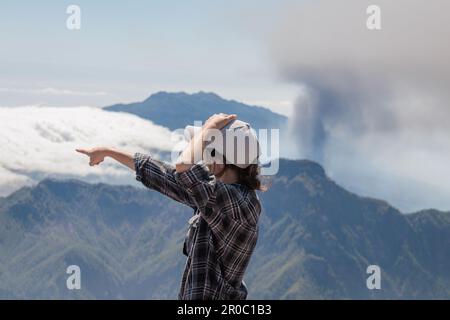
<box><xmin>249</xmin><ymin>160</ymin><xmax>450</xmax><ymax>299</ymax></box>
<box><xmin>104</xmin><ymin>91</ymin><xmax>287</xmax><ymax>131</ymax></box>
<box><xmin>0</xmin><ymin>159</ymin><xmax>449</xmax><ymax>299</ymax></box>
<box><xmin>0</xmin><ymin>179</ymin><xmax>188</xmax><ymax>299</ymax></box>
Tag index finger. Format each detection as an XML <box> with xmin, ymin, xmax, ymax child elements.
<box><xmin>76</xmin><ymin>148</ymin><xmax>89</xmax><ymax>155</ymax></box>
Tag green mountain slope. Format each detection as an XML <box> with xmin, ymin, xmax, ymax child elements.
<box><xmin>0</xmin><ymin>159</ymin><xmax>449</xmax><ymax>299</ymax></box>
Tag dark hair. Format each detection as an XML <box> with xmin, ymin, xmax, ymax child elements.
<box><xmin>238</xmin><ymin>164</ymin><xmax>264</xmax><ymax>191</ymax></box>
<box><xmin>229</xmin><ymin>163</ymin><xmax>267</xmax><ymax>191</ymax></box>
<box><xmin>211</xmin><ymin>150</ymin><xmax>267</xmax><ymax>191</ymax></box>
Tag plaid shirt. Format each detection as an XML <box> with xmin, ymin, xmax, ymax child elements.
<box><xmin>134</xmin><ymin>153</ymin><xmax>261</xmax><ymax>300</ymax></box>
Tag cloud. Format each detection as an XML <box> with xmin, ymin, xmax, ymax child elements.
<box><xmin>270</xmin><ymin>0</ymin><xmax>450</xmax><ymax>211</ymax></box>
<box><xmin>0</xmin><ymin>106</ymin><xmax>182</xmax><ymax>196</ymax></box>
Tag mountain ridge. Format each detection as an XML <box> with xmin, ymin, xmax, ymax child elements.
<box><xmin>0</xmin><ymin>158</ymin><xmax>449</xmax><ymax>299</ymax></box>
<box><xmin>104</xmin><ymin>91</ymin><xmax>287</xmax><ymax>131</ymax></box>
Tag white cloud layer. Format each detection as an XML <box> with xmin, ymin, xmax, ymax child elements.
<box><xmin>270</xmin><ymin>0</ymin><xmax>450</xmax><ymax>212</ymax></box>
<box><xmin>0</xmin><ymin>106</ymin><xmax>181</xmax><ymax>196</ymax></box>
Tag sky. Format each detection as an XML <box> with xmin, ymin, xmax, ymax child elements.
<box><xmin>1</xmin><ymin>1</ymin><xmax>450</xmax><ymax>212</ymax></box>
<box><xmin>271</xmin><ymin>0</ymin><xmax>450</xmax><ymax>211</ymax></box>
<box><xmin>0</xmin><ymin>0</ymin><xmax>297</xmax><ymax>115</ymax></box>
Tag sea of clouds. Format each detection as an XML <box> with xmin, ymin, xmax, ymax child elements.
<box><xmin>0</xmin><ymin>106</ymin><xmax>181</xmax><ymax>196</ymax></box>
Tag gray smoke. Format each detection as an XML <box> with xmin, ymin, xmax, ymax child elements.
<box><xmin>270</xmin><ymin>0</ymin><xmax>450</xmax><ymax>211</ymax></box>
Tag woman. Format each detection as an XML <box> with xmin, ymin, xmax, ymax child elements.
<box><xmin>76</xmin><ymin>113</ymin><xmax>263</xmax><ymax>300</ymax></box>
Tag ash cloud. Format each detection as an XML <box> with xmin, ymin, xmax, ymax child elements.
<box><xmin>270</xmin><ymin>0</ymin><xmax>450</xmax><ymax>211</ymax></box>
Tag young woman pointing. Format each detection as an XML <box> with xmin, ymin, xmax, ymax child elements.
<box><xmin>77</xmin><ymin>113</ymin><xmax>263</xmax><ymax>300</ymax></box>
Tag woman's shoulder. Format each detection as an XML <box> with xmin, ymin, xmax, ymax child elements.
<box><xmin>216</xmin><ymin>183</ymin><xmax>261</xmax><ymax>215</ymax></box>
<box><xmin>218</xmin><ymin>182</ymin><xmax>257</xmax><ymax>198</ymax></box>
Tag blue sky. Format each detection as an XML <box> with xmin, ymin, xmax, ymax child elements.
<box><xmin>0</xmin><ymin>0</ymin><xmax>297</xmax><ymax>114</ymax></box>
<box><xmin>2</xmin><ymin>0</ymin><xmax>449</xmax><ymax>212</ymax></box>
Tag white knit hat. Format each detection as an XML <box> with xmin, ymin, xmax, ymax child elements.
<box><xmin>184</xmin><ymin>119</ymin><xmax>260</xmax><ymax>168</ymax></box>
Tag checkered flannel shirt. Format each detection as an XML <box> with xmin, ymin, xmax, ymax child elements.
<box><xmin>134</xmin><ymin>153</ymin><xmax>261</xmax><ymax>300</ymax></box>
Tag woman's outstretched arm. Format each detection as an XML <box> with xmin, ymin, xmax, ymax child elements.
<box><xmin>76</xmin><ymin>147</ymin><xmax>135</xmax><ymax>170</ymax></box>
<box><xmin>76</xmin><ymin>147</ymin><xmax>196</xmax><ymax>208</ymax></box>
